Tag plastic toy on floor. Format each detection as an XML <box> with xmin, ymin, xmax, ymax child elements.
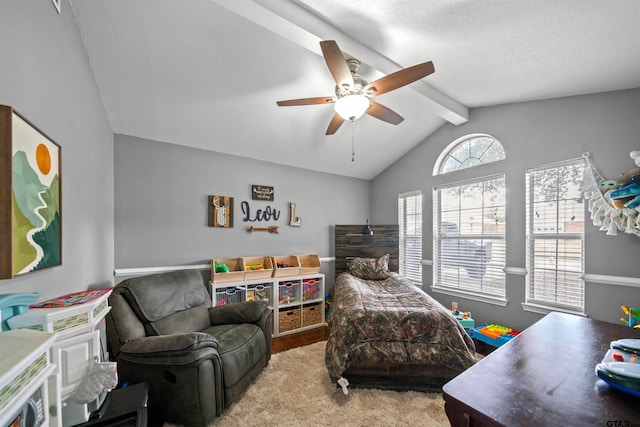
<box><xmin>324</xmin><ymin>293</ymin><xmax>333</xmax><ymax>326</ymax></box>
<box><xmin>620</xmin><ymin>305</ymin><xmax>640</xmax><ymax>328</ymax></box>
<box><xmin>469</xmin><ymin>323</ymin><xmax>520</xmax><ymax>347</ymax></box>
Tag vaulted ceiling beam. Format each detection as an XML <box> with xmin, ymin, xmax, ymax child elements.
<box><xmin>211</xmin><ymin>0</ymin><xmax>468</xmax><ymax>125</ymax></box>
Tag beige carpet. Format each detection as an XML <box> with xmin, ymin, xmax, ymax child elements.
<box><xmin>212</xmin><ymin>341</ymin><xmax>450</xmax><ymax>427</ymax></box>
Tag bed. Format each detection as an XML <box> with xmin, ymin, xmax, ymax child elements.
<box><xmin>325</xmin><ymin>255</ymin><xmax>477</xmax><ymax>392</ymax></box>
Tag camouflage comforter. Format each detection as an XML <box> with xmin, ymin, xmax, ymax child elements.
<box><xmin>325</xmin><ymin>272</ymin><xmax>476</xmax><ymax>382</ymax></box>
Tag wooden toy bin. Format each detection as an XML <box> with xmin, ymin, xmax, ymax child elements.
<box><xmin>296</xmin><ymin>254</ymin><xmax>321</xmax><ymax>275</ymax></box>
<box><xmin>211</xmin><ymin>258</ymin><xmax>245</xmax><ymax>283</ymax></box>
<box><xmin>271</xmin><ymin>255</ymin><xmax>300</xmax><ymax>277</ymax></box>
<box><xmin>242</xmin><ymin>256</ymin><xmax>273</xmax><ymax>280</ymax></box>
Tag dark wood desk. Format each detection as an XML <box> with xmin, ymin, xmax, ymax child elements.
<box><xmin>442</xmin><ymin>312</ymin><xmax>640</xmax><ymax>427</ymax></box>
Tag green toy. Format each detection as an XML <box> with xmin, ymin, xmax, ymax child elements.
<box><xmin>214</xmin><ymin>260</ymin><xmax>229</xmax><ymax>273</ymax></box>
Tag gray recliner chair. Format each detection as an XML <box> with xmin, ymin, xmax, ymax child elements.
<box><xmin>106</xmin><ymin>270</ymin><xmax>272</xmax><ymax>426</ymax></box>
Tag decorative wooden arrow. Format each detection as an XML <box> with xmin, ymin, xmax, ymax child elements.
<box><xmin>247</xmin><ymin>226</ymin><xmax>279</xmax><ymax>234</ymax></box>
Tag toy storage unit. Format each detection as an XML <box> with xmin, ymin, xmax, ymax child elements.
<box><xmin>8</xmin><ymin>291</ymin><xmax>112</xmax><ymax>427</ymax></box>
<box><xmin>211</xmin><ymin>273</ymin><xmax>325</xmax><ymax>336</ymax></box>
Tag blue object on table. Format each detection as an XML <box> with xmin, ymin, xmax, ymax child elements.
<box><xmin>0</xmin><ymin>293</ymin><xmax>39</xmax><ymax>331</ymax></box>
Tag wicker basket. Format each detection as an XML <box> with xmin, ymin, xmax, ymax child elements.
<box><xmin>278</xmin><ymin>307</ymin><xmax>301</xmax><ymax>333</ymax></box>
<box><xmin>302</xmin><ymin>302</ymin><xmax>323</xmax><ymax>326</ymax></box>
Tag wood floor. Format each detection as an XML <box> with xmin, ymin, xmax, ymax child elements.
<box><xmin>271</xmin><ymin>326</ymin><xmax>329</xmax><ymax>353</ymax></box>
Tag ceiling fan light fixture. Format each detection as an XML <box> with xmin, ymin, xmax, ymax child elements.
<box><xmin>276</xmin><ymin>41</ymin><xmax>434</xmax><ymax>134</ymax></box>
<box><xmin>334</xmin><ymin>94</ymin><xmax>370</xmax><ymax>121</ymax></box>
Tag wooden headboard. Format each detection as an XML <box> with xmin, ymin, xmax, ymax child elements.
<box><xmin>334</xmin><ymin>224</ymin><xmax>399</xmax><ymax>276</ymax></box>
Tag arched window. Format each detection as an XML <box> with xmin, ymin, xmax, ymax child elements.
<box><xmin>432</xmin><ymin>134</ymin><xmax>507</xmax><ymax>302</ymax></box>
<box><xmin>433</xmin><ymin>134</ymin><xmax>505</xmax><ymax>175</ymax></box>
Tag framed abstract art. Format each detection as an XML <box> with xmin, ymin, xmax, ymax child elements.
<box><xmin>0</xmin><ymin>105</ymin><xmax>62</xmax><ymax>279</ymax></box>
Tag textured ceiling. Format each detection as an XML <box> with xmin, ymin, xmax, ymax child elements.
<box><xmin>70</xmin><ymin>0</ymin><xmax>640</xmax><ymax>179</ymax></box>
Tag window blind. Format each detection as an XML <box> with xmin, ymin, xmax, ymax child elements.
<box><xmin>525</xmin><ymin>158</ymin><xmax>585</xmax><ymax>311</ymax></box>
<box><xmin>433</xmin><ymin>175</ymin><xmax>506</xmax><ymax>297</ymax></box>
<box><xmin>398</xmin><ymin>192</ymin><xmax>422</xmax><ymax>283</ymax></box>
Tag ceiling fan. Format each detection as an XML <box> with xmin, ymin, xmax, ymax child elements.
<box><xmin>276</xmin><ymin>40</ymin><xmax>435</xmax><ymax>135</ymax></box>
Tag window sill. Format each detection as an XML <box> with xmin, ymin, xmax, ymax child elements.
<box><xmin>430</xmin><ymin>285</ymin><xmax>508</xmax><ymax>306</ymax></box>
<box><xmin>582</xmin><ymin>273</ymin><xmax>640</xmax><ymax>288</ymax></box>
<box><xmin>521</xmin><ymin>302</ymin><xmax>586</xmax><ymax>317</ymax></box>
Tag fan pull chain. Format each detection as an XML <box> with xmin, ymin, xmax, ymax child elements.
<box><xmin>351</xmin><ymin>122</ymin><xmax>356</xmax><ymax>162</ymax></box>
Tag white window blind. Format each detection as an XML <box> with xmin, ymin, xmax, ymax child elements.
<box><xmin>526</xmin><ymin>158</ymin><xmax>585</xmax><ymax>311</ymax></box>
<box><xmin>398</xmin><ymin>192</ymin><xmax>422</xmax><ymax>283</ymax></box>
<box><xmin>433</xmin><ymin>175</ymin><xmax>506</xmax><ymax>297</ymax></box>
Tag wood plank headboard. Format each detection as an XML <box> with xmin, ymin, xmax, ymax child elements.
<box><xmin>334</xmin><ymin>224</ymin><xmax>399</xmax><ymax>276</ymax></box>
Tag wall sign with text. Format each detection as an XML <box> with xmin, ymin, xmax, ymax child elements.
<box><xmin>251</xmin><ymin>185</ymin><xmax>274</xmax><ymax>201</ymax></box>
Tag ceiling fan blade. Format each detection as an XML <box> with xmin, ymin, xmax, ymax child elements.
<box><xmin>326</xmin><ymin>112</ymin><xmax>345</xmax><ymax>135</ymax></box>
<box><xmin>365</xmin><ymin>61</ymin><xmax>434</xmax><ymax>96</ymax></box>
<box><xmin>276</xmin><ymin>97</ymin><xmax>334</xmax><ymax>106</ymax></box>
<box><xmin>320</xmin><ymin>40</ymin><xmax>354</xmax><ymax>89</ymax></box>
<box><xmin>366</xmin><ymin>100</ymin><xmax>404</xmax><ymax>125</ymax></box>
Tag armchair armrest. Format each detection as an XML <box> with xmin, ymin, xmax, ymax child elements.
<box><xmin>116</xmin><ymin>332</ymin><xmax>224</xmax><ymax>423</ymax></box>
<box><xmin>208</xmin><ymin>300</ymin><xmax>269</xmax><ymax>325</ymax></box>
<box><xmin>118</xmin><ymin>332</ymin><xmax>219</xmax><ymax>366</ymax></box>
<box><xmin>209</xmin><ymin>301</ymin><xmax>273</xmax><ymax>363</ymax></box>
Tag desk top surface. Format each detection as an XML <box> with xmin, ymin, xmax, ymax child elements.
<box><xmin>443</xmin><ymin>312</ymin><xmax>640</xmax><ymax>427</ymax></box>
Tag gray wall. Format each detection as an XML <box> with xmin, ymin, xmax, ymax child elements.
<box><xmin>0</xmin><ymin>0</ymin><xmax>114</xmax><ymax>301</ymax></box>
<box><xmin>3</xmin><ymin>1</ymin><xmax>637</xmax><ymax>331</ymax></box>
<box><xmin>114</xmin><ymin>134</ymin><xmax>371</xmax><ymax>284</ymax></box>
<box><xmin>371</xmin><ymin>89</ymin><xmax>640</xmax><ymax>330</ymax></box>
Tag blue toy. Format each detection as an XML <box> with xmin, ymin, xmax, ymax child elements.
<box><xmin>609</xmin><ymin>183</ymin><xmax>640</xmax><ymax>209</ymax></box>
